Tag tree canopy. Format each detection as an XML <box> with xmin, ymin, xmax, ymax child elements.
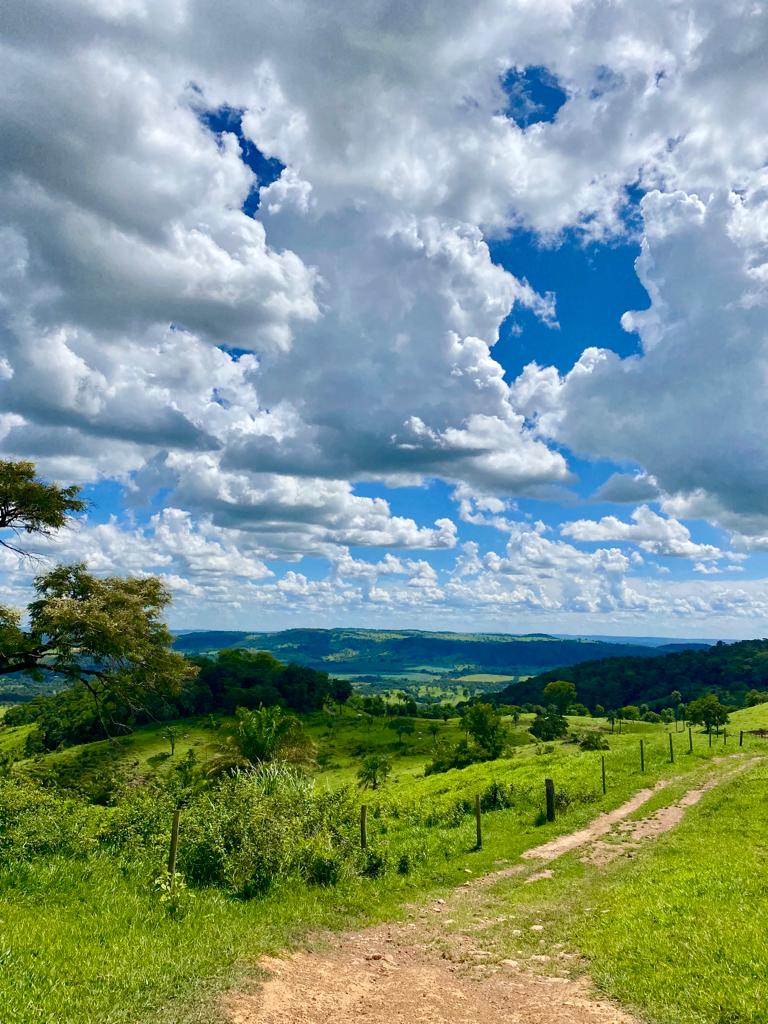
<box><xmin>500</xmin><ymin>639</ymin><xmax>768</xmax><ymax>713</ymax></box>
<box><xmin>0</xmin><ymin>460</ymin><xmax>86</xmax><ymax>557</ymax></box>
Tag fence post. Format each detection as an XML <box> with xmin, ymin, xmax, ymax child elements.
<box><xmin>669</xmin><ymin>732</ymin><xmax>674</xmax><ymax>763</ymax></box>
<box><xmin>167</xmin><ymin>807</ymin><xmax>181</xmax><ymax>889</ymax></box>
<box><xmin>475</xmin><ymin>793</ymin><xmax>482</xmax><ymax>850</ymax></box>
<box><xmin>708</xmin><ymin>727</ymin><xmax>712</xmax><ymax>748</ymax></box>
<box><xmin>601</xmin><ymin>755</ymin><xmax>606</xmax><ymax>795</ymax></box>
<box><xmin>740</xmin><ymin>730</ymin><xmax>744</xmax><ymax>747</ymax></box>
<box><xmin>360</xmin><ymin>804</ymin><xmax>368</xmax><ymax>851</ymax></box>
<box><xmin>689</xmin><ymin>727</ymin><xmax>693</xmax><ymax>754</ymax></box>
<box><xmin>545</xmin><ymin>778</ymin><xmax>555</xmax><ymax>822</ymax></box>
<box><xmin>723</xmin><ymin>728</ymin><xmax>727</xmax><ymax>745</ymax></box>
<box><xmin>640</xmin><ymin>739</ymin><xmax>645</xmax><ymax>773</ymax></box>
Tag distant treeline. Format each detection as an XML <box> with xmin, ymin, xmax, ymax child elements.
<box><xmin>4</xmin><ymin>650</ymin><xmax>351</xmax><ymax>752</ymax></box>
<box><xmin>172</xmin><ymin>627</ymin><xmax>707</xmax><ymax>674</ymax></box>
<box><xmin>499</xmin><ymin>639</ymin><xmax>768</xmax><ymax>712</ymax></box>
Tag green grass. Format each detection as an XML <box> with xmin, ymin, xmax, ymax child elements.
<box><xmin>3</xmin><ymin>713</ymin><xmax>765</xmax><ymax>1024</ymax></box>
<box><xmin>468</xmin><ymin>753</ymin><xmax>768</xmax><ymax>1024</ymax></box>
<box><xmin>3</xmin><ymin>704</ymin><xmax>768</xmax><ymax>1023</ymax></box>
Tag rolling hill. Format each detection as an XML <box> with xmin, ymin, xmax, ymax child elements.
<box><xmin>497</xmin><ymin>637</ymin><xmax>766</xmax><ymax>711</ymax></box>
<box><xmin>172</xmin><ymin>627</ymin><xmax>709</xmax><ymax>679</ymax></box>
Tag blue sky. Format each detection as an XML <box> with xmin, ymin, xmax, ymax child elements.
<box><xmin>2</xmin><ymin>3</ymin><xmax>768</xmax><ymax>638</ymax></box>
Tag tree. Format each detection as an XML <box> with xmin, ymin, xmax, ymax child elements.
<box><xmin>529</xmin><ymin>708</ymin><xmax>568</xmax><ymax>741</ymax></box>
<box><xmin>0</xmin><ymin>563</ymin><xmax>193</xmax><ymax>734</ymax></box>
<box><xmin>428</xmin><ymin>720</ymin><xmax>441</xmax><ymax>747</ymax></box>
<box><xmin>462</xmin><ymin>702</ymin><xmax>507</xmax><ymax>758</ymax></box>
<box><xmin>387</xmin><ymin>717</ymin><xmax>416</xmax><ymax>748</ymax></box>
<box><xmin>0</xmin><ymin>460</ymin><xmax>86</xmax><ymax>557</ymax></box>
<box><xmin>543</xmin><ymin>680</ymin><xmax>577</xmax><ymax>714</ymax></box>
<box><xmin>357</xmin><ymin>753</ymin><xmax>392</xmax><ymax>790</ymax></box>
<box><xmin>0</xmin><ymin>460</ymin><xmax>191</xmax><ymax>740</ymax></box>
<box><xmin>229</xmin><ymin>705</ymin><xmax>315</xmax><ymax>766</ymax></box>
<box><xmin>330</xmin><ymin>677</ymin><xmax>353</xmax><ymax>707</ymax></box>
<box><xmin>687</xmin><ymin>694</ymin><xmax>730</xmax><ymax>733</ymax></box>
<box><xmin>163</xmin><ymin>725</ymin><xmax>180</xmax><ymax>756</ymax></box>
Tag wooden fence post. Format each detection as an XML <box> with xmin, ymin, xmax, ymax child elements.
<box><xmin>740</xmin><ymin>730</ymin><xmax>744</xmax><ymax>747</ymax></box>
<box><xmin>360</xmin><ymin>804</ymin><xmax>368</xmax><ymax>851</ymax></box>
<box><xmin>475</xmin><ymin>793</ymin><xmax>482</xmax><ymax>850</ymax></box>
<box><xmin>689</xmin><ymin>727</ymin><xmax>693</xmax><ymax>754</ymax></box>
<box><xmin>708</xmin><ymin>727</ymin><xmax>712</xmax><ymax>748</ymax></box>
<box><xmin>601</xmin><ymin>755</ymin><xmax>606</xmax><ymax>795</ymax></box>
<box><xmin>640</xmin><ymin>739</ymin><xmax>645</xmax><ymax>773</ymax></box>
<box><xmin>545</xmin><ymin>778</ymin><xmax>555</xmax><ymax>822</ymax></box>
<box><xmin>669</xmin><ymin>733</ymin><xmax>674</xmax><ymax>763</ymax></box>
<box><xmin>167</xmin><ymin>807</ymin><xmax>181</xmax><ymax>889</ymax></box>
<box><xmin>723</xmin><ymin>728</ymin><xmax>727</xmax><ymax>745</ymax></box>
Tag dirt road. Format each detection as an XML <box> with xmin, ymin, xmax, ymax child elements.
<box><xmin>224</xmin><ymin>758</ymin><xmax>757</xmax><ymax>1024</ymax></box>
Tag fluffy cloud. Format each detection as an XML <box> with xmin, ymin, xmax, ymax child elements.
<box><xmin>519</xmin><ymin>185</ymin><xmax>768</xmax><ymax>537</ymax></box>
<box><xmin>562</xmin><ymin>505</ymin><xmax>725</xmax><ymax>561</ymax></box>
<box><xmin>3</xmin><ymin>1</ymin><xmax>768</xmax><ymax>633</ymax></box>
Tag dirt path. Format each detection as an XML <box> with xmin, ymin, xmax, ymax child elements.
<box><xmin>223</xmin><ymin>758</ymin><xmax>757</xmax><ymax>1024</ymax></box>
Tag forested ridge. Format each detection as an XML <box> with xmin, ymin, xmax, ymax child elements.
<box><xmin>500</xmin><ymin>639</ymin><xmax>768</xmax><ymax>712</ymax></box>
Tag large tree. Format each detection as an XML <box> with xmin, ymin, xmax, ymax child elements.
<box><xmin>0</xmin><ymin>460</ymin><xmax>86</xmax><ymax>557</ymax></box>
<box><xmin>0</xmin><ymin>460</ymin><xmax>193</xmax><ymax>735</ymax></box>
<box><xmin>0</xmin><ymin>563</ymin><xmax>193</xmax><ymax>710</ymax></box>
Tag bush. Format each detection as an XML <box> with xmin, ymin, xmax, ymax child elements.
<box><xmin>578</xmin><ymin>731</ymin><xmax>610</xmax><ymax>751</ymax></box>
<box><xmin>177</xmin><ymin>767</ymin><xmax>359</xmax><ymax>896</ymax></box>
<box><xmin>0</xmin><ymin>778</ymin><xmax>100</xmax><ymax>858</ymax></box>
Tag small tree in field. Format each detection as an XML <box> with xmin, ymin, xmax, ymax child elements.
<box><xmin>357</xmin><ymin>753</ymin><xmax>392</xmax><ymax>790</ymax></box>
<box><xmin>212</xmin><ymin>705</ymin><xmax>315</xmax><ymax>773</ymax></box>
<box><xmin>543</xmin><ymin>680</ymin><xmax>577</xmax><ymax>714</ymax></box>
<box><xmin>462</xmin><ymin>702</ymin><xmax>507</xmax><ymax>759</ymax></box>
<box><xmin>529</xmin><ymin>708</ymin><xmax>568</xmax><ymax>741</ymax></box>
<box><xmin>428</xmin><ymin>720</ymin><xmax>441</xmax><ymax>747</ymax></box>
<box><xmin>163</xmin><ymin>725</ymin><xmax>180</xmax><ymax>757</ymax></box>
<box><xmin>687</xmin><ymin>694</ymin><xmax>730</xmax><ymax>734</ymax></box>
<box><xmin>387</xmin><ymin>717</ymin><xmax>416</xmax><ymax>749</ymax></box>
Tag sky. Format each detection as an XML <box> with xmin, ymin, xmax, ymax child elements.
<box><xmin>1</xmin><ymin>1</ymin><xmax>768</xmax><ymax>638</ymax></box>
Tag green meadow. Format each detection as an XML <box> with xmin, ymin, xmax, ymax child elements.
<box><xmin>1</xmin><ymin>702</ymin><xmax>766</xmax><ymax>1024</ymax></box>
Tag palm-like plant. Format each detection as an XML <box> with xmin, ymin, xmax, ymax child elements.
<box><xmin>207</xmin><ymin>705</ymin><xmax>316</xmax><ymax>776</ymax></box>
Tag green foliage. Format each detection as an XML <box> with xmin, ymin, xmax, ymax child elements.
<box><xmin>686</xmin><ymin>693</ymin><xmax>730</xmax><ymax>730</ymax></box>
<box><xmin>386</xmin><ymin>717</ymin><xmax>416</xmax><ymax>747</ymax></box>
<box><xmin>357</xmin><ymin>753</ymin><xmax>392</xmax><ymax>789</ymax></box>
<box><xmin>578</xmin><ymin>730</ymin><xmax>610</xmax><ymax>751</ymax></box>
<box><xmin>229</xmin><ymin>705</ymin><xmax>315</xmax><ymax>767</ymax></box>
<box><xmin>529</xmin><ymin>708</ymin><xmax>569</xmax><ymax>741</ymax></box>
<box><xmin>0</xmin><ymin>564</ymin><xmax>193</xmax><ymax>747</ymax></box>
<box><xmin>189</xmin><ymin>648</ymin><xmax>340</xmax><ymax>714</ymax></box>
<box><xmin>505</xmin><ymin>638</ymin><xmax>768</xmax><ymax>712</ymax></box>
<box><xmin>461</xmin><ymin>702</ymin><xmax>507</xmax><ymax>758</ymax></box>
<box><xmin>424</xmin><ymin>738</ymin><xmax>486</xmax><ymax>775</ymax></box>
<box><xmin>0</xmin><ymin>459</ymin><xmax>86</xmax><ymax>557</ymax></box>
<box><xmin>543</xmin><ymin>679</ymin><xmax>577</xmax><ymax>713</ymax></box>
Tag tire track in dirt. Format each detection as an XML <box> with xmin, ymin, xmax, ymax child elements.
<box><xmin>222</xmin><ymin>756</ymin><xmax>760</xmax><ymax>1024</ymax></box>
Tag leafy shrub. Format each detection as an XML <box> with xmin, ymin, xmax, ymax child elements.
<box><xmin>177</xmin><ymin>767</ymin><xmax>359</xmax><ymax>896</ymax></box>
<box><xmin>0</xmin><ymin>778</ymin><xmax>99</xmax><ymax>858</ymax></box>
<box><xmin>578</xmin><ymin>731</ymin><xmax>610</xmax><ymax>751</ymax></box>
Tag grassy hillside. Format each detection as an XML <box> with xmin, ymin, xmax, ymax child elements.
<box><xmin>499</xmin><ymin>637</ymin><xmax>768</xmax><ymax>712</ymax></box>
<box><xmin>2</xmin><ymin>704</ymin><xmax>766</xmax><ymax>1024</ymax></box>
<box><xmin>172</xmin><ymin>627</ymin><xmax>707</xmax><ymax>680</ymax></box>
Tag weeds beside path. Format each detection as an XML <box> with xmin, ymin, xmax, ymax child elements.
<box><xmin>223</xmin><ymin>755</ymin><xmax>761</xmax><ymax>1024</ymax></box>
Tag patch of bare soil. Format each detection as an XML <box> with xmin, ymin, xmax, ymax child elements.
<box><xmin>581</xmin><ymin>757</ymin><xmax>758</xmax><ymax>867</ymax></box>
<box><xmin>225</xmin><ymin>919</ymin><xmax>641</xmax><ymax>1024</ymax></box>
<box><xmin>222</xmin><ymin>758</ymin><xmax>758</xmax><ymax>1024</ymax></box>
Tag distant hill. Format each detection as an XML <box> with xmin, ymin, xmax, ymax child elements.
<box><xmin>496</xmin><ymin>638</ymin><xmax>768</xmax><ymax>712</ymax></box>
<box><xmin>171</xmin><ymin>627</ymin><xmax>710</xmax><ymax>679</ymax></box>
